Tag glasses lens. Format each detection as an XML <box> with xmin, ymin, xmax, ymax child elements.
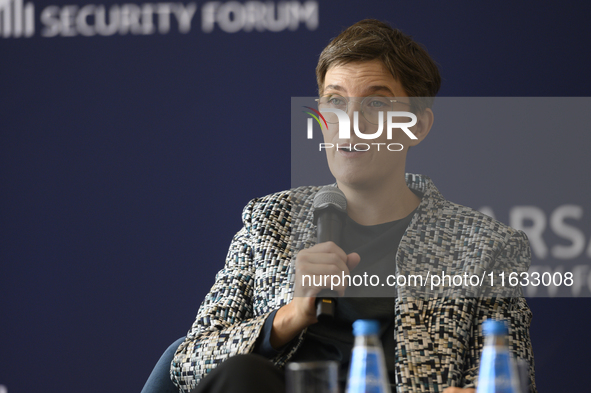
<box><xmin>318</xmin><ymin>95</ymin><xmax>347</xmax><ymax>124</ymax></box>
<box><xmin>362</xmin><ymin>96</ymin><xmax>392</xmax><ymax>124</ymax></box>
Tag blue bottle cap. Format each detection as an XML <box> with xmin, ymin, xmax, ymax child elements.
<box><xmin>482</xmin><ymin>319</ymin><xmax>508</xmax><ymax>336</ymax></box>
<box><xmin>352</xmin><ymin>319</ymin><xmax>380</xmax><ymax>336</ymax></box>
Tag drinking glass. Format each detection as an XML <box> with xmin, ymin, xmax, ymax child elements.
<box><xmin>286</xmin><ymin>361</ymin><xmax>339</xmax><ymax>393</ymax></box>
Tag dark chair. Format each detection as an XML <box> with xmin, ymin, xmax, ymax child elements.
<box><xmin>141</xmin><ymin>337</ymin><xmax>186</xmax><ymax>393</ymax></box>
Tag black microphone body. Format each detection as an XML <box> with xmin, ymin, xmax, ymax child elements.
<box><xmin>316</xmin><ymin>206</ymin><xmax>345</xmax><ymax>244</ymax></box>
<box><xmin>313</xmin><ymin>186</ymin><xmax>347</xmax><ymax>321</ymax></box>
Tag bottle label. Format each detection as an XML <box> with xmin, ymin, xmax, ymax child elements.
<box><xmin>347</xmin><ymin>347</ymin><xmax>389</xmax><ymax>393</ymax></box>
<box><xmin>477</xmin><ymin>347</ymin><xmax>519</xmax><ymax>393</ymax></box>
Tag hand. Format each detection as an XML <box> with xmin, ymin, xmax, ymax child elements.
<box><xmin>270</xmin><ymin>241</ymin><xmax>360</xmax><ymax>349</ymax></box>
<box><xmin>295</xmin><ymin>241</ymin><xmax>361</xmax><ymax>298</ymax></box>
<box><xmin>442</xmin><ymin>388</ymin><xmax>476</xmax><ymax>393</ymax></box>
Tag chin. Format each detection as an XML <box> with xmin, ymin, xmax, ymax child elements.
<box><xmin>334</xmin><ymin>174</ymin><xmax>374</xmax><ymax>190</ymax></box>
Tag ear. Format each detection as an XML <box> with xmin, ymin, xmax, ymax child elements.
<box><xmin>408</xmin><ymin>108</ymin><xmax>434</xmax><ymax>147</ymax></box>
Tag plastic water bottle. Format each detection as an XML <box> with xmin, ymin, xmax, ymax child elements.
<box><xmin>346</xmin><ymin>320</ymin><xmax>391</xmax><ymax>393</ymax></box>
<box><xmin>477</xmin><ymin>319</ymin><xmax>521</xmax><ymax>393</ymax></box>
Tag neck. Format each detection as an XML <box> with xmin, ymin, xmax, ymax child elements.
<box><xmin>337</xmin><ymin>175</ymin><xmax>420</xmax><ymax>226</ymax></box>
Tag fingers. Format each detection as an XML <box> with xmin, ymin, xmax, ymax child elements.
<box><xmin>287</xmin><ymin>242</ymin><xmax>361</xmax><ymax>332</ymax></box>
<box><xmin>306</xmin><ymin>241</ymin><xmax>349</xmax><ymax>263</ymax></box>
<box><xmin>346</xmin><ymin>252</ymin><xmax>361</xmax><ymax>271</ymax></box>
<box><xmin>295</xmin><ymin>242</ymin><xmax>360</xmax><ymax>297</ymax></box>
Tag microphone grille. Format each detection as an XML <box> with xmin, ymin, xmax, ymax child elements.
<box><xmin>313</xmin><ymin>186</ymin><xmax>347</xmax><ymax>212</ymax></box>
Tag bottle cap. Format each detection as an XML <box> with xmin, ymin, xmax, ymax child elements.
<box><xmin>352</xmin><ymin>319</ymin><xmax>380</xmax><ymax>336</ymax></box>
<box><xmin>482</xmin><ymin>319</ymin><xmax>508</xmax><ymax>336</ymax></box>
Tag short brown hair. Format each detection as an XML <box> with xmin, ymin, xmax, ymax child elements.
<box><xmin>316</xmin><ymin>19</ymin><xmax>441</xmax><ymax>113</ymax></box>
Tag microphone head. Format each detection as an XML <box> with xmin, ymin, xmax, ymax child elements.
<box><xmin>313</xmin><ymin>186</ymin><xmax>347</xmax><ymax>213</ymax></box>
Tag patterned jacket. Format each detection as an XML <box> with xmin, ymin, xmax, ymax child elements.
<box><xmin>171</xmin><ymin>173</ymin><xmax>536</xmax><ymax>393</ymax></box>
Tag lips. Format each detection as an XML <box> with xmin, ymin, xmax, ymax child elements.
<box><xmin>336</xmin><ymin>144</ymin><xmax>368</xmax><ymax>156</ymax></box>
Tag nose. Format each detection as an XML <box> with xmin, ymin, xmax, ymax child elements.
<box><xmin>346</xmin><ymin>98</ymin><xmax>368</xmax><ymax>135</ymax></box>
<box><xmin>346</xmin><ymin>98</ymin><xmax>363</xmax><ymax>116</ymax></box>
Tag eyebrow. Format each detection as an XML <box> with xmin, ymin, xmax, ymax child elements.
<box><xmin>323</xmin><ymin>84</ymin><xmax>397</xmax><ymax>96</ymax></box>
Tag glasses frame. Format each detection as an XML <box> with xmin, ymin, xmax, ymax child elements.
<box><xmin>315</xmin><ymin>95</ymin><xmax>411</xmax><ymax>124</ymax></box>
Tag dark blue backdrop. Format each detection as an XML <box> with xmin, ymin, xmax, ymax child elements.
<box><xmin>2</xmin><ymin>1</ymin><xmax>590</xmax><ymax>392</ymax></box>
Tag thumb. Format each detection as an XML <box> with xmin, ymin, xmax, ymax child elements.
<box><xmin>346</xmin><ymin>252</ymin><xmax>361</xmax><ymax>272</ymax></box>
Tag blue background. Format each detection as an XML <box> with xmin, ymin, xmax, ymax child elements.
<box><xmin>1</xmin><ymin>1</ymin><xmax>590</xmax><ymax>391</ymax></box>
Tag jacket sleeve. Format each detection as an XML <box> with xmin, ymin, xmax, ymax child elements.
<box><xmin>461</xmin><ymin>229</ymin><xmax>537</xmax><ymax>393</ymax></box>
<box><xmin>170</xmin><ymin>198</ymin><xmax>273</xmax><ymax>393</ymax></box>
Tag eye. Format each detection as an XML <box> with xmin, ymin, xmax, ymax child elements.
<box><xmin>366</xmin><ymin>98</ymin><xmax>389</xmax><ymax>108</ymax></box>
<box><xmin>328</xmin><ymin>96</ymin><xmax>346</xmax><ymax>106</ymax></box>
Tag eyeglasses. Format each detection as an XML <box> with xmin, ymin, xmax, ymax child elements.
<box><xmin>316</xmin><ymin>94</ymin><xmax>411</xmax><ymax>124</ymax></box>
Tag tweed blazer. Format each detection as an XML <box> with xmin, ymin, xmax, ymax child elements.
<box><xmin>171</xmin><ymin>173</ymin><xmax>536</xmax><ymax>393</ymax></box>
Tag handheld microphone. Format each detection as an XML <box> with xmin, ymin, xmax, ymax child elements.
<box><xmin>312</xmin><ymin>186</ymin><xmax>347</xmax><ymax>321</ymax></box>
